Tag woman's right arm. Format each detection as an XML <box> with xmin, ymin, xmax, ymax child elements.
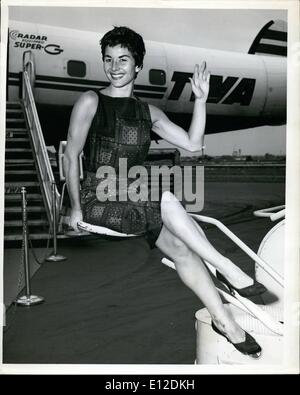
<box><xmin>63</xmin><ymin>90</ymin><xmax>98</xmax><ymax>231</ymax></box>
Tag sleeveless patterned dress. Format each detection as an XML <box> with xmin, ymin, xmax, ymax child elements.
<box><xmin>80</xmin><ymin>91</ymin><xmax>162</xmax><ymax>248</ymax></box>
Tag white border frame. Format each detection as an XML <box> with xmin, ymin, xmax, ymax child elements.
<box><xmin>0</xmin><ymin>0</ymin><xmax>299</xmax><ymax>375</ymax></box>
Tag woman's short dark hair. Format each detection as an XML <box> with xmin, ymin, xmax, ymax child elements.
<box><xmin>100</xmin><ymin>26</ymin><xmax>146</xmax><ymax>68</ymax></box>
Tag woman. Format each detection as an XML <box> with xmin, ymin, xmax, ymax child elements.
<box><xmin>64</xmin><ymin>26</ymin><xmax>266</xmax><ymax>357</ymax></box>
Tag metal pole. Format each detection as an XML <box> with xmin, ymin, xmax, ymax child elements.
<box><xmin>23</xmin><ymin>187</ymin><xmax>31</xmax><ymax>296</ymax></box>
<box><xmin>201</xmin><ymin>145</ymin><xmax>206</xmax><ymax>162</ymax></box>
<box><xmin>15</xmin><ymin>187</ymin><xmax>44</xmax><ymax>306</ymax></box>
<box><xmin>46</xmin><ymin>182</ymin><xmax>66</xmax><ymax>262</ymax></box>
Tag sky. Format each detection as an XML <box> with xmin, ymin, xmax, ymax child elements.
<box><xmin>7</xmin><ymin>4</ymin><xmax>288</xmax><ymax>156</ymax></box>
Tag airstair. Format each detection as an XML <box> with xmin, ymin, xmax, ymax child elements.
<box><xmin>5</xmin><ymin>101</ymin><xmax>49</xmax><ymax>243</ymax></box>
<box><xmin>4</xmin><ymin>51</ymin><xmax>60</xmax><ymax>245</ymax></box>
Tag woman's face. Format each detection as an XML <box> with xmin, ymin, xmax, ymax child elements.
<box><xmin>103</xmin><ymin>44</ymin><xmax>141</xmax><ymax>88</ymax></box>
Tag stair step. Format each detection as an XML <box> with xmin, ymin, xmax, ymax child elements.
<box><xmin>5</xmin><ymin>181</ymin><xmax>39</xmax><ymax>188</ymax></box>
<box><xmin>5</xmin><ymin>194</ymin><xmax>44</xmax><ymax>208</ymax></box>
<box><xmin>4</xmin><ymin>233</ymin><xmax>51</xmax><ymax>242</ymax></box>
<box><xmin>5</xmin><ymin>201</ymin><xmax>44</xmax><ymax>209</ymax></box>
<box><xmin>6</xmin><ymin>137</ymin><xmax>30</xmax><ymax>142</ymax></box>
<box><xmin>5</xmin><ymin>210</ymin><xmax>47</xmax><ymax>222</ymax></box>
<box><xmin>5</xmin><ymin>159</ymin><xmax>34</xmax><ymax>164</ymax></box>
<box><xmin>6</xmin><ymin>108</ymin><xmax>23</xmax><ymax>113</ymax></box>
<box><xmin>6</xmin><ymin>109</ymin><xmax>24</xmax><ymax>118</ymax></box>
<box><xmin>5</xmin><ymin>193</ymin><xmax>43</xmax><ymax>201</ymax></box>
<box><xmin>5</xmin><ymin>131</ymin><xmax>28</xmax><ymax>138</ymax></box>
<box><xmin>5</xmin><ymin>148</ymin><xmax>33</xmax><ymax>160</ymax></box>
<box><xmin>5</xmin><ymin>170</ymin><xmax>36</xmax><ymax>175</ymax></box>
<box><xmin>5</xmin><ymin>181</ymin><xmax>40</xmax><ymax>193</ymax></box>
<box><xmin>6</xmin><ymin>128</ymin><xmax>27</xmax><ymax>133</ymax></box>
<box><xmin>6</xmin><ymin>101</ymin><xmax>22</xmax><ymax>108</ymax></box>
<box><xmin>5</xmin><ymin>165</ymin><xmax>35</xmax><ymax>172</ymax></box>
<box><xmin>5</xmin><ymin>206</ymin><xmax>46</xmax><ymax>213</ymax></box>
<box><xmin>6</xmin><ymin>118</ymin><xmax>25</xmax><ymax>123</ymax></box>
<box><xmin>6</xmin><ymin>148</ymin><xmax>31</xmax><ymax>152</ymax></box>
<box><xmin>6</xmin><ymin>121</ymin><xmax>26</xmax><ymax>129</ymax></box>
<box><xmin>5</xmin><ymin>170</ymin><xmax>38</xmax><ymax>182</ymax></box>
<box><xmin>5</xmin><ymin>187</ymin><xmax>40</xmax><ymax>195</ymax></box>
<box><xmin>5</xmin><ymin>219</ymin><xmax>49</xmax><ymax>227</ymax></box>
<box><xmin>5</xmin><ymin>138</ymin><xmax>31</xmax><ymax>149</ymax></box>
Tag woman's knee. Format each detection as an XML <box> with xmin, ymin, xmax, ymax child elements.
<box><xmin>160</xmin><ymin>193</ymin><xmax>207</xmax><ymax>242</ymax></box>
<box><xmin>156</xmin><ymin>225</ymin><xmax>188</xmax><ymax>258</ymax></box>
<box><xmin>171</xmin><ymin>234</ymin><xmax>187</xmax><ymax>251</ymax></box>
<box><xmin>161</xmin><ymin>190</ymin><xmax>177</xmax><ymax>203</ymax></box>
<box><xmin>160</xmin><ymin>191</ymin><xmax>184</xmax><ymax>225</ymax></box>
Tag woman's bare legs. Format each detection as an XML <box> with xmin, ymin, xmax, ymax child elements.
<box><xmin>156</xmin><ymin>224</ymin><xmax>245</xmax><ymax>343</ymax></box>
<box><xmin>158</xmin><ymin>191</ymin><xmax>254</xmax><ymax>289</ymax></box>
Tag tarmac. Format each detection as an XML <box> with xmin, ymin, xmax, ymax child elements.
<box><xmin>2</xmin><ymin>181</ymin><xmax>285</xmax><ymax>364</ymax></box>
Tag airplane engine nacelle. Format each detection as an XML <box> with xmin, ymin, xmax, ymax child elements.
<box><xmin>259</xmin><ymin>56</ymin><xmax>286</xmax><ymax>123</ymax></box>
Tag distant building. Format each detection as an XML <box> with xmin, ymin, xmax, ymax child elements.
<box><xmin>232</xmin><ymin>148</ymin><xmax>242</xmax><ymax>157</ymax></box>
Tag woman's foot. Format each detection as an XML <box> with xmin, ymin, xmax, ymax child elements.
<box><xmin>216</xmin><ymin>259</ymin><xmax>267</xmax><ymax>297</ymax></box>
<box><xmin>211</xmin><ymin>316</ymin><xmax>262</xmax><ymax>357</ymax></box>
<box><xmin>212</xmin><ymin>315</ymin><xmax>246</xmax><ymax>344</ymax></box>
<box><xmin>218</xmin><ymin>260</ymin><xmax>254</xmax><ymax>288</ymax></box>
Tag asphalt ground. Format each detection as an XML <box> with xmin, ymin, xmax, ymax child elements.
<box><xmin>3</xmin><ymin>181</ymin><xmax>285</xmax><ymax>364</ymax></box>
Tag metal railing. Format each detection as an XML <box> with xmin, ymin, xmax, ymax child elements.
<box><xmin>189</xmin><ymin>213</ymin><xmax>284</xmax><ymax>287</ymax></box>
<box><xmin>162</xmin><ymin>211</ymin><xmax>284</xmax><ymax>335</ymax></box>
<box><xmin>253</xmin><ymin>205</ymin><xmax>285</xmax><ymax>221</ymax></box>
<box><xmin>22</xmin><ymin>50</ymin><xmax>60</xmax><ymax>229</ymax></box>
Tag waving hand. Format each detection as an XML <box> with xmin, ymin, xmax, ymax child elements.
<box><xmin>189</xmin><ymin>62</ymin><xmax>210</xmax><ymax>103</ymax></box>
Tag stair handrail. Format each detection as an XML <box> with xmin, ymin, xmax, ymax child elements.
<box><xmin>22</xmin><ymin>51</ymin><xmax>36</xmax><ymax>90</ymax></box>
<box><xmin>189</xmin><ymin>213</ymin><xmax>284</xmax><ymax>287</ymax></box>
<box><xmin>22</xmin><ymin>51</ymin><xmax>60</xmax><ymax>228</ymax></box>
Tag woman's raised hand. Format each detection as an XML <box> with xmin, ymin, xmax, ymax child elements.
<box><xmin>189</xmin><ymin>62</ymin><xmax>210</xmax><ymax>103</ymax></box>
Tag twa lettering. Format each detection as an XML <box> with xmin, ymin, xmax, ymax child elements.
<box><xmin>169</xmin><ymin>71</ymin><xmax>256</xmax><ymax>105</ymax></box>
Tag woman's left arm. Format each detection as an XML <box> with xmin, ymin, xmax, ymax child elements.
<box><xmin>150</xmin><ymin>62</ymin><xmax>210</xmax><ymax>152</ymax></box>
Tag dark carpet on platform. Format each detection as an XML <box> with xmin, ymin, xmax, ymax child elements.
<box><xmin>3</xmin><ymin>182</ymin><xmax>285</xmax><ymax>364</ymax></box>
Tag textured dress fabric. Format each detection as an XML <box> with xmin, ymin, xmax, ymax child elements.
<box><xmin>80</xmin><ymin>91</ymin><xmax>163</xmax><ymax>248</ymax></box>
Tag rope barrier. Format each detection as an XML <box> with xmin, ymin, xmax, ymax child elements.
<box><xmin>15</xmin><ymin>187</ymin><xmax>45</xmax><ymax>306</ymax></box>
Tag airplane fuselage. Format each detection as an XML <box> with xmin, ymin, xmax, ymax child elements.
<box><xmin>7</xmin><ymin>21</ymin><xmax>286</xmax><ymax>145</ymax></box>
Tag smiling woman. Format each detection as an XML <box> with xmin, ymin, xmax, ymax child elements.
<box><xmin>63</xmin><ymin>25</ymin><xmax>265</xmax><ymax>359</ymax></box>
<box><xmin>101</xmin><ymin>26</ymin><xmax>145</xmax><ymax>96</ymax></box>
<box><xmin>103</xmin><ymin>46</ymin><xmax>141</xmax><ymax>93</ymax></box>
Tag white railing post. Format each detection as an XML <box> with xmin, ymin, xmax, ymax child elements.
<box><xmin>46</xmin><ymin>182</ymin><xmax>66</xmax><ymax>262</ymax></box>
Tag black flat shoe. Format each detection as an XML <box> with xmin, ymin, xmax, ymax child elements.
<box><xmin>216</xmin><ymin>270</ymin><xmax>267</xmax><ymax>297</ymax></box>
<box><xmin>211</xmin><ymin>321</ymin><xmax>262</xmax><ymax>358</ymax></box>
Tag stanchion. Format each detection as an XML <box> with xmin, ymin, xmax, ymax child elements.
<box><xmin>15</xmin><ymin>187</ymin><xmax>45</xmax><ymax>306</ymax></box>
<box><xmin>201</xmin><ymin>145</ymin><xmax>206</xmax><ymax>161</ymax></box>
<box><xmin>46</xmin><ymin>182</ymin><xmax>67</xmax><ymax>262</ymax></box>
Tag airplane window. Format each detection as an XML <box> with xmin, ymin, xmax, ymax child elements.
<box><xmin>67</xmin><ymin>60</ymin><xmax>86</xmax><ymax>78</ymax></box>
<box><xmin>149</xmin><ymin>69</ymin><xmax>166</xmax><ymax>85</ymax></box>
